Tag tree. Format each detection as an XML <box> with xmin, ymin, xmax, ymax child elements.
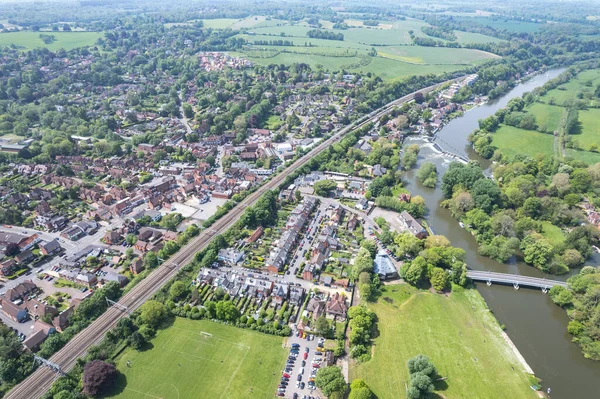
<box><xmin>315</xmin><ymin>366</ymin><xmax>347</xmax><ymax>397</ymax></box>
<box><xmin>430</xmin><ymin>267</ymin><xmax>448</xmax><ymax>292</ymax></box>
<box><xmin>82</xmin><ymin>360</ymin><xmax>118</xmax><ymax>396</ymax></box>
<box><xmin>349</xmin><ymin>379</ymin><xmax>375</xmax><ymax>399</ymax></box>
<box><xmin>139</xmin><ymin>300</ymin><xmax>167</xmax><ymax>328</ymax></box>
<box><xmin>394</xmin><ymin>233</ymin><xmax>423</xmax><ymax>257</ymax></box>
<box><xmin>416</xmin><ymin>162</ymin><xmax>437</xmax><ymax>188</ymax></box>
<box><xmin>407</xmin><ymin>355</ymin><xmax>437</xmax><ymax>399</ymax></box>
<box><xmin>314</xmin><ymin>180</ymin><xmax>338</xmax><ymax>197</ymax></box>
<box><xmin>128</xmin><ymin>331</ymin><xmax>147</xmax><ymax>350</ymax></box>
<box><xmin>414</xmin><ymin>92</ymin><xmax>425</xmax><ymax>104</ymax></box>
<box><xmin>520</xmin><ymin>234</ymin><xmax>554</xmax><ymax>271</ymax></box>
<box><xmin>424</xmin><ymin>235</ymin><xmax>450</xmax><ymax>248</ymax></box>
<box><xmin>4</xmin><ymin>243</ymin><xmax>19</xmax><ymax>257</ymax></box>
<box><xmin>315</xmin><ymin>315</ymin><xmax>331</xmax><ymax>337</ymax></box>
<box><xmin>125</xmin><ymin>234</ymin><xmax>137</xmax><ymax>246</ymax></box>
<box><xmin>169</xmin><ymin>281</ymin><xmax>188</xmax><ymax>301</ymax></box>
<box><xmin>143</xmin><ymin>252</ymin><xmax>159</xmax><ymax>269</ymax></box>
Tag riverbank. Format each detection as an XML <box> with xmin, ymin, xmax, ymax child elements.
<box><xmin>350</xmin><ymin>284</ymin><xmax>538</xmax><ymax>399</ymax></box>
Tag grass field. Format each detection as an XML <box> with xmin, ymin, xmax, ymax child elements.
<box><xmin>526</xmin><ymin>102</ymin><xmax>563</xmax><ymax>133</ymax></box>
<box><xmin>491</xmin><ymin>125</ymin><xmax>555</xmax><ymax>159</ymax></box>
<box><xmin>232</xmin><ymin>17</ymin><xmax>501</xmax><ymax>80</ymax></box>
<box><xmin>540</xmin><ymin>221</ymin><xmax>565</xmax><ymax>246</ymax></box>
<box><xmin>0</xmin><ymin>31</ymin><xmax>101</xmax><ymax>50</ymax></box>
<box><xmin>571</xmin><ymin>108</ymin><xmax>600</xmax><ymax>150</ymax></box>
<box><xmin>459</xmin><ymin>17</ymin><xmax>543</xmax><ymax>33</ymax></box>
<box><xmin>543</xmin><ymin>69</ymin><xmax>600</xmax><ymax>105</ymax></box>
<box><xmin>108</xmin><ymin>318</ymin><xmax>287</xmax><ymax>399</ymax></box>
<box><xmin>350</xmin><ymin>285</ymin><xmax>537</xmax><ymax>399</ymax></box>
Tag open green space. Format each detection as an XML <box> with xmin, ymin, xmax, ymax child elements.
<box><xmin>350</xmin><ymin>285</ymin><xmax>537</xmax><ymax>399</ymax></box>
<box><xmin>459</xmin><ymin>17</ymin><xmax>543</xmax><ymax>33</ymax></box>
<box><xmin>543</xmin><ymin>69</ymin><xmax>600</xmax><ymax>105</ymax></box>
<box><xmin>200</xmin><ymin>18</ymin><xmax>239</xmax><ymax>29</ymax></box>
<box><xmin>108</xmin><ymin>318</ymin><xmax>287</xmax><ymax>399</ymax></box>
<box><xmin>565</xmin><ymin>148</ymin><xmax>600</xmax><ymax>164</ymax></box>
<box><xmin>570</xmin><ymin>108</ymin><xmax>600</xmax><ymax>150</ymax></box>
<box><xmin>491</xmin><ymin>125</ymin><xmax>555</xmax><ymax>159</ymax></box>
<box><xmin>0</xmin><ymin>31</ymin><xmax>101</xmax><ymax>50</ymax></box>
<box><xmin>525</xmin><ymin>102</ymin><xmax>563</xmax><ymax>133</ymax></box>
<box><xmin>233</xmin><ymin>17</ymin><xmax>501</xmax><ymax>80</ymax></box>
<box><xmin>540</xmin><ymin>221</ymin><xmax>566</xmax><ymax>246</ymax></box>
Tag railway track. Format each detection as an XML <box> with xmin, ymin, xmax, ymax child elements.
<box><xmin>4</xmin><ymin>77</ymin><xmax>460</xmax><ymax>399</ymax></box>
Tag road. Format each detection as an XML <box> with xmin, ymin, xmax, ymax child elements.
<box><xmin>5</xmin><ymin>77</ymin><xmax>460</xmax><ymax>399</ymax></box>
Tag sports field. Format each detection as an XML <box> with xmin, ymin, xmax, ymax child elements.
<box><xmin>108</xmin><ymin>318</ymin><xmax>287</xmax><ymax>399</ymax></box>
<box><xmin>350</xmin><ymin>285</ymin><xmax>537</xmax><ymax>399</ymax></box>
<box><xmin>0</xmin><ymin>31</ymin><xmax>101</xmax><ymax>50</ymax></box>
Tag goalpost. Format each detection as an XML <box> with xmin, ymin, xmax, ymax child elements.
<box><xmin>200</xmin><ymin>331</ymin><xmax>213</xmax><ymax>338</ymax></box>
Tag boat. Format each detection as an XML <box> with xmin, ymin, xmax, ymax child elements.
<box><xmin>459</xmin><ymin>222</ymin><xmax>465</xmax><ymax>228</ymax></box>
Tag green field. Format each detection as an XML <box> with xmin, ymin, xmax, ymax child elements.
<box><xmin>491</xmin><ymin>125</ymin><xmax>555</xmax><ymax>159</ymax></box>
<box><xmin>540</xmin><ymin>221</ymin><xmax>565</xmax><ymax>246</ymax></box>
<box><xmin>526</xmin><ymin>102</ymin><xmax>563</xmax><ymax>133</ymax></box>
<box><xmin>108</xmin><ymin>318</ymin><xmax>287</xmax><ymax>399</ymax></box>
<box><xmin>350</xmin><ymin>285</ymin><xmax>537</xmax><ymax>399</ymax></box>
<box><xmin>0</xmin><ymin>31</ymin><xmax>101</xmax><ymax>50</ymax></box>
<box><xmin>232</xmin><ymin>17</ymin><xmax>501</xmax><ymax>80</ymax></box>
<box><xmin>460</xmin><ymin>17</ymin><xmax>543</xmax><ymax>33</ymax></box>
<box><xmin>543</xmin><ymin>69</ymin><xmax>600</xmax><ymax>105</ymax></box>
<box><xmin>571</xmin><ymin>108</ymin><xmax>600</xmax><ymax>150</ymax></box>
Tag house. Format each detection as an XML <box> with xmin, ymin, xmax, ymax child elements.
<box><xmin>303</xmin><ymin>264</ymin><xmax>317</xmax><ymax>281</ymax></box>
<box><xmin>355</xmin><ymin>198</ymin><xmax>369</xmax><ymax>211</ymax></box>
<box><xmin>305</xmin><ymin>297</ymin><xmax>325</xmax><ymax>321</ymax></box>
<box><xmin>272</xmin><ymin>283</ymin><xmax>289</xmax><ymax>306</ymax></box>
<box><xmin>25</xmin><ymin>298</ymin><xmax>58</xmax><ymax>320</ymax></box>
<box><xmin>246</xmin><ymin>226</ymin><xmax>264</xmax><ymax>243</ymax></box>
<box><xmin>23</xmin><ymin>321</ymin><xmax>55</xmax><ymax>352</ymax></box>
<box><xmin>53</xmin><ymin>305</ymin><xmax>75</xmax><ymax>332</ymax></box>
<box><xmin>39</xmin><ymin>240</ymin><xmax>62</xmax><ymax>256</ymax></box>
<box><xmin>374</xmin><ymin>250</ymin><xmax>398</xmax><ymax>280</ymax></box>
<box><xmin>325</xmin><ymin>293</ymin><xmax>348</xmax><ymax>320</ymax></box>
<box><xmin>0</xmin><ymin>259</ymin><xmax>16</xmax><ymax>276</ymax></box>
<box><xmin>0</xmin><ymin>298</ymin><xmax>29</xmax><ymax>322</ymax></box>
<box><xmin>217</xmin><ymin>248</ymin><xmax>244</xmax><ymax>265</ymax></box>
<box><xmin>289</xmin><ymin>286</ymin><xmax>305</xmax><ymax>306</ymax></box>
<box><xmin>4</xmin><ymin>280</ymin><xmax>37</xmax><ymax>302</ymax></box>
<box><xmin>103</xmin><ymin>231</ymin><xmax>123</xmax><ymax>245</ymax></box>
<box><xmin>321</xmin><ymin>275</ymin><xmax>333</xmax><ymax>287</ymax></box>
<box><xmin>130</xmin><ymin>258</ymin><xmax>144</xmax><ymax>275</ymax></box>
<box><xmin>76</xmin><ymin>273</ymin><xmax>97</xmax><ymax>287</ymax></box>
<box><xmin>398</xmin><ymin>211</ymin><xmax>427</xmax><ymax>238</ymax></box>
<box><xmin>15</xmin><ymin>250</ymin><xmax>34</xmax><ymax>265</ymax></box>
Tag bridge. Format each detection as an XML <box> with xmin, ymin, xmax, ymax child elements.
<box><xmin>467</xmin><ymin>270</ymin><xmax>568</xmax><ymax>293</ymax></box>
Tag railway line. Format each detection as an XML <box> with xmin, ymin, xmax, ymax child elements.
<box><xmin>4</xmin><ymin>76</ymin><xmax>462</xmax><ymax>399</ymax></box>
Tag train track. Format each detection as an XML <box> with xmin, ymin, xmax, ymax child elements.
<box><xmin>4</xmin><ymin>77</ymin><xmax>461</xmax><ymax>399</ymax></box>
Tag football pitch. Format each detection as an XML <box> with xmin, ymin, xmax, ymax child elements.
<box><xmin>107</xmin><ymin>318</ymin><xmax>288</xmax><ymax>399</ymax></box>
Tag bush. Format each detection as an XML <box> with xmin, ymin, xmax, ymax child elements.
<box><xmin>83</xmin><ymin>360</ymin><xmax>118</xmax><ymax>396</ymax></box>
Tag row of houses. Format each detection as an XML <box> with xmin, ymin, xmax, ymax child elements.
<box><xmin>197</xmin><ymin>268</ymin><xmax>305</xmax><ymax>306</ymax></box>
<box><xmin>266</xmin><ymin>197</ymin><xmax>317</xmax><ymax>273</ymax></box>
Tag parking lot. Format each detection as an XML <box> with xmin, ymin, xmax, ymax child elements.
<box><xmin>278</xmin><ymin>328</ymin><xmax>324</xmax><ymax>399</ymax></box>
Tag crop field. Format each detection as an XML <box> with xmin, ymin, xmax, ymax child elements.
<box><xmin>0</xmin><ymin>31</ymin><xmax>101</xmax><ymax>50</ymax></box>
<box><xmin>234</xmin><ymin>17</ymin><xmax>500</xmax><ymax>80</ymax></box>
<box><xmin>491</xmin><ymin>125</ymin><xmax>555</xmax><ymax>159</ymax></box>
<box><xmin>350</xmin><ymin>285</ymin><xmax>537</xmax><ymax>399</ymax></box>
<box><xmin>108</xmin><ymin>318</ymin><xmax>287</xmax><ymax>399</ymax></box>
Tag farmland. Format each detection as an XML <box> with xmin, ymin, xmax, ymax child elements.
<box><xmin>107</xmin><ymin>318</ymin><xmax>287</xmax><ymax>399</ymax></box>
<box><xmin>232</xmin><ymin>17</ymin><xmax>501</xmax><ymax>80</ymax></box>
<box><xmin>350</xmin><ymin>285</ymin><xmax>537</xmax><ymax>399</ymax></box>
<box><xmin>491</xmin><ymin>125</ymin><xmax>555</xmax><ymax>159</ymax></box>
<box><xmin>0</xmin><ymin>31</ymin><xmax>101</xmax><ymax>50</ymax></box>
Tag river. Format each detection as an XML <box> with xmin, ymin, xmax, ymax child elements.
<box><xmin>402</xmin><ymin>68</ymin><xmax>600</xmax><ymax>398</ymax></box>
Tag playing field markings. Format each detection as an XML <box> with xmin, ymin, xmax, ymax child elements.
<box><xmin>218</xmin><ymin>344</ymin><xmax>251</xmax><ymax>399</ymax></box>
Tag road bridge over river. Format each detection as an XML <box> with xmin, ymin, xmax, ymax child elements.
<box><xmin>468</xmin><ymin>270</ymin><xmax>567</xmax><ymax>293</ymax></box>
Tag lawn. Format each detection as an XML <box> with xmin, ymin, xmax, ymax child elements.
<box><xmin>0</xmin><ymin>31</ymin><xmax>101</xmax><ymax>50</ymax></box>
<box><xmin>200</xmin><ymin>18</ymin><xmax>238</xmax><ymax>29</ymax></box>
<box><xmin>491</xmin><ymin>125</ymin><xmax>555</xmax><ymax>159</ymax></box>
<box><xmin>539</xmin><ymin>221</ymin><xmax>565</xmax><ymax>246</ymax></box>
<box><xmin>542</xmin><ymin>69</ymin><xmax>600</xmax><ymax>105</ymax></box>
<box><xmin>350</xmin><ymin>285</ymin><xmax>537</xmax><ymax>399</ymax></box>
<box><xmin>108</xmin><ymin>318</ymin><xmax>287</xmax><ymax>399</ymax></box>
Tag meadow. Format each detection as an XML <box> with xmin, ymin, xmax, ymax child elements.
<box><xmin>107</xmin><ymin>318</ymin><xmax>287</xmax><ymax>399</ymax></box>
<box><xmin>491</xmin><ymin>125</ymin><xmax>555</xmax><ymax>159</ymax></box>
<box><xmin>0</xmin><ymin>31</ymin><xmax>101</xmax><ymax>50</ymax></box>
<box><xmin>234</xmin><ymin>17</ymin><xmax>500</xmax><ymax>80</ymax></box>
<box><xmin>350</xmin><ymin>285</ymin><xmax>537</xmax><ymax>399</ymax></box>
